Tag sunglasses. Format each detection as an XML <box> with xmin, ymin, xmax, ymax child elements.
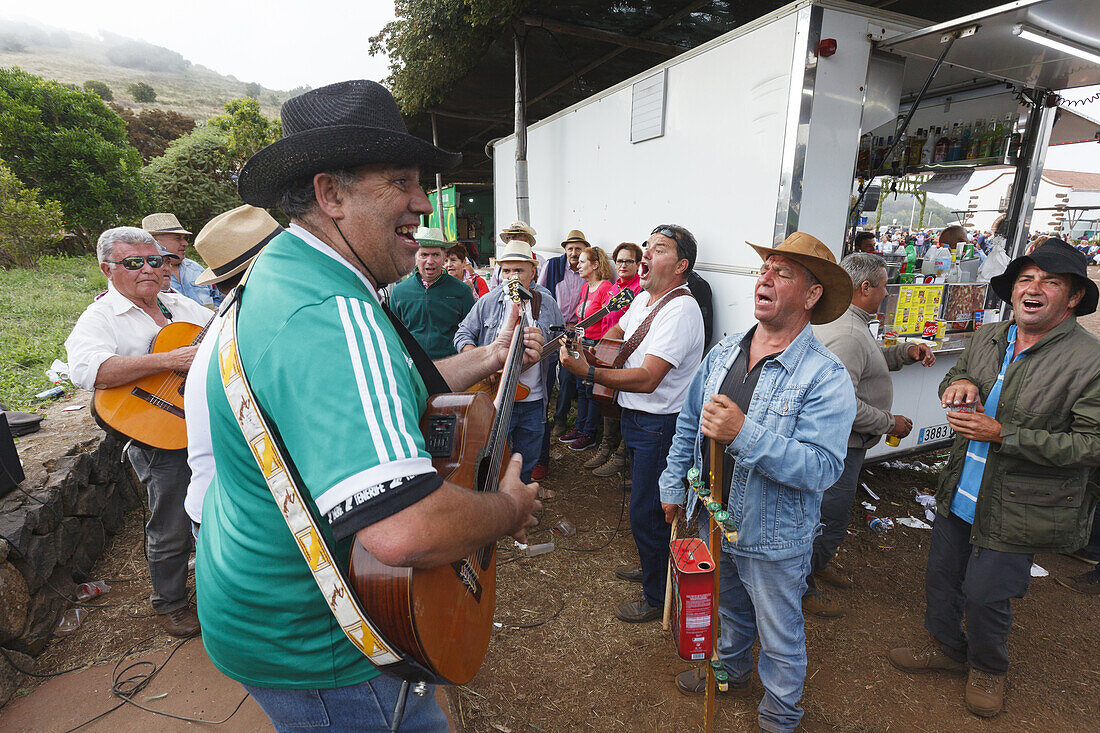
<box><xmin>650</xmin><ymin>226</ymin><xmax>688</xmax><ymax>263</ymax></box>
<box><xmin>104</xmin><ymin>255</ymin><xmax>165</xmax><ymax>270</ymax></box>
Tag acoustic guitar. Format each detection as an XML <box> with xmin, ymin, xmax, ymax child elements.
<box><xmin>466</xmin><ymin>286</ymin><xmax>635</xmax><ymax>402</ymax></box>
<box><xmin>589</xmin><ymin>337</ymin><xmax>625</xmax><ymax>404</ymax></box>
<box><xmin>348</xmin><ymin>280</ymin><xmax>534</xmax><ymax>685</ymax></box>
<box><xmin>91</xmin><ymin>319</ymin><xmax>211</xmax><ymax>450</ymax></box>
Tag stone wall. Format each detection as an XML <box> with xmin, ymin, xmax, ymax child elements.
<box><xmin>0</xmin><ymin>399</ymin><xmax>141</xmax><ymax>702</ymax></box>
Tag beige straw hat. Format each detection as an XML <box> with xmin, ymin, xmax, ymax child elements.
<box><xmin>497</xmin><ymin>240</ymin><xmax>537</xmax><ymax>263</ymax></box>
<box><xmin>415</xmin><ymin>227</ymin><xmax>449</xmax><ymax>248</ymax></box>
<box><xmin>193</xmin><ymin>205</ymin><xmax>283</xmax><ymax>286</ymax></box>
<box><xmin>560</xmin><ymin>229</ymin><xmax>589</xmax><ymax>247</ymax></box>
<box><xmin>499</xmin><ymin>221</ymin><xmax>537</xmax><ymax>246</ymax></box>
<box><xmin>141</xmin><ymin>212</ymin><xmax>192</xmax><ymax>236</ymax></box>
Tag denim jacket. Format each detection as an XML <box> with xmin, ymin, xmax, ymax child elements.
<box><xmin>659</xmin><ymin>324</ymin><xmax>856</xmax><ymax>559</ymax></box>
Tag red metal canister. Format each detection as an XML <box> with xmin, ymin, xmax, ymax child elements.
<box><xmin>671</xmin><ymin>538</ymin><xmax>715</xmax><ymax>661</ymax></box>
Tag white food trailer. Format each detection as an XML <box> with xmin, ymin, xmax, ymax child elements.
<box><xmin>491</xmin><ymin>0</ymin><xmax>1100</xmax><ymax>460</ymax></box>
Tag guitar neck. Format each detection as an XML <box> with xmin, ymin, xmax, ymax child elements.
<box><xmin>540</xmin><ymin>305</ymin><xmax>612</xmax><ymax>359</ymax></box>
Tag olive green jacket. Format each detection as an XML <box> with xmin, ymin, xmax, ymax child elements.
<box><xmin>935</xmin><ymin>317</ymin><xmax>1100</xmax><ymax>553</ymax></box>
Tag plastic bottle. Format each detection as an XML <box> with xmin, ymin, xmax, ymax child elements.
<box><xmin>523</xmin><ymin>541</ymin><xmax>555</xmax><ymax>557</ymax></box>
<box><xmin>552</xmin><ymin>518</ymin><xmax>576</xmax><ymax>537</ymax></box>
<box><xmin>75</xmin><ymin>580</ymin><xmax>110</xmax><ymax>601</ymax></box>
<box><xmin>55</xmin><ymin>608</ymin><xmax>87</xmax><ymax>635</ymax></box>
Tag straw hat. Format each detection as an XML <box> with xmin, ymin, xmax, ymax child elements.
<box><xmin>237</xmin><ymin>80</ymin><xmax>461</xmax><ymax>208</ymax></box>
<box><xmin>415</xmin><ymin>227</ymin><xmax>449</xmax><ymax>249</ymax></box>
<box><xmin>193</xmin><ymin>205</ymin><xmax>283</xmax><ymax>286</ymax></box>
<box><xmin>142</xmin><ymin>213</ymin><xmax>191</xmax><ymax>236</ymax></box>
<box><xmin>560</xmin><ymin>229</ymin><xmax>589</xmax><ymax>247</ymax></box>
<box><xmin>497</xmin><ymin>240</ymin><xmax>537</xmax><ymax>264</ymax></box>
<box><xmin>746</xmin><ymin>232</ymin><xmax>853</xmax><ymax>324</ymax></box>
<box><xmin>499</xmin><ymin>221</ymin><xmax>537</xmax><ymax>245</ymax></box>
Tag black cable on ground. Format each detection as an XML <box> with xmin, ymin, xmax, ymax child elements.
<box><xmin>559</xmin><ymin>469</ymin><xmax>630</xmax><ymax>553</ymax></box>
<box><xmin>498</xmin><ymin>597</ymin><xmax>566</xmax><ymax>630</ymax></box>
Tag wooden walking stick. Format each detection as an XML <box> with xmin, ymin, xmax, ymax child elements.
<box><xmin>704</xmin><ymin>437</ymin><xmax>723</xmax><ymax>733</ymax></box>
<box><xmin>662</xmin><ymin>520</ymin><xmax>680</xmax><ymax>630</ymax></box>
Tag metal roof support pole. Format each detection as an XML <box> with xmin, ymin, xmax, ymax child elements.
<box><xmin>430</xmin><ymin>111</ymin><xmax>443</xmax><ymax>232</ymax></box>
<box><xmin>514</xmin><ymin>31</ymin><xmax>531</xmax><ymax>225</ymax></box>
<box><xmin>1002</xmin><ymin>96</ymin><xmax>1057</xmax><ymax>259</ymax></box>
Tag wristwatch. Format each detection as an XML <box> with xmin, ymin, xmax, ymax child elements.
<box><xmin>587</xmin><ymin>364</ymin><xmax>596</xmax><ymax>384</ymax></box>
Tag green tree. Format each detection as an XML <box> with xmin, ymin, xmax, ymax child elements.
<box><xmin>143</xmin><ymin>125</ymin><xmax>241</xmax><ymax>234</ymax></box>
<box><xmin>83</xmin><ymin>80</ymin><xmax>113</xmax><ymax>101</ymax></box>
<box><xmin>128</xmin><ymin>81</ymin><xmax>156</xmax><ymax>103</ymax></box>
<box><xmin>112</xmin><ymin>104</ymin><xmax>196</xmax><ymax>161</ymax></box>
<box><xmin>209</xmin><ymin>97</ymin><xmax>281</xmax><ymax>170</ymax></box>
<box><xmin>0</xmin><ymin>67</ymin><xmax>150</xmax><ymax>243</ymax></box>
<box><xmin>370</xmin><ymin>0</ymin><xmax>527</xmax><ymax>114</ymax></box>
<box><xmin>0</xmin><ymin>159</ymin><xmax>65</xmax><ymax>268</ymax></box>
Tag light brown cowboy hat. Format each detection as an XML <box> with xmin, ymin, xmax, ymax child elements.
<box><xmin>746</xmin><ymin>232</ymin><xmax>852</xmax><ymax>324</ymax></box>
<box><xmin>142</xmin><ymin>212</ymin><xmax>191</xmax><ymax>236</ymax></box>
<box><xmin>497</xmin><ymin>240</ymin><xmax>537</xmax><ymax>264</ymax></box>
<box><xmin>415</xmin><ymin>227</ymin><xmax>449</xmax><ymax>248</ymax></box>
<box><xmin>499</xmin><ymin>221</ymin><xmax>536</xmax><ymax>246</ymax></box>
<box><xmin>560</xmin><ymin>229</ymin><xmax>589</xmax><ymax>248</ymax></box>
<box><xmin>194</xmin><ymin>205</ymin><xmax>283</xmax><ymax>286</ymax></box>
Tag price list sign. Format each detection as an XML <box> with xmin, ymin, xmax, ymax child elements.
<box><xmin>893</xmin><ymin>285</ymin><xmax>943</xmax><ymax>335</ymax></box>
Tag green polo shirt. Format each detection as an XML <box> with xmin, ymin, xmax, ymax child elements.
<box><xmin>196</xmin><ymin>230</ymin><xmax>437</xmax><ymax>689</ymax></box>
<box><xmin>388</xmin><ymin>270</ymin><xmax>476</xmax><ymax>359</ymax></box>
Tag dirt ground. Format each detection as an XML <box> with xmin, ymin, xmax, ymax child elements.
<box><xmin>4</xmin><ymin>272</ymin><xmax>1100</xmax><ymax>731</ymax></box>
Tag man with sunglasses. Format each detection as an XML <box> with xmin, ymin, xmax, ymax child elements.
<box><xmin>65</xmin><ymin>226</ymin><xmax>213</xmax><ymax>638</ymax></box>
<box><xmin>559</xmin><ymin>225</ymin><xmax>704</xmax><ymax>623</ymax></box>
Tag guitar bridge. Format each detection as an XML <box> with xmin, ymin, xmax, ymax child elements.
<box><xmin>424</xmin><ymin>414</ymin><xmax>457</xmax><ymax>458</ymax></box>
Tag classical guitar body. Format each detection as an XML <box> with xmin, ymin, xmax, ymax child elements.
<box><xmin>91</xmin><ymin>321</ymin><xmax>203</xmax><ymax>451</ymax></box>
<box><xmin>467</xmin><ymin>373</ymin><xmax>530</xmax><ymax>402</ymax></box>
<box><xmin>348</xmin><ymin>391</ymin><xmax>505</xmax><ymax>685</ymax></box>
<box><xmin>591</xmin><ymin>337</ymin><xmax>624</xmax><ymax>404</ymax></box>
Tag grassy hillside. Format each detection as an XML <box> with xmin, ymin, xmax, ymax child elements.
<box><xmin>0</xmin><ymin>20</ymin><xmax>289</xmax><ymax>120</ymax></box>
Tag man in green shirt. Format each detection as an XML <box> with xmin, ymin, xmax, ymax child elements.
<box><xmin>388</xmin><ymin>228</ymin><xmax>476</xmax><ymax>359</ymax></box>
<box><xmin>198</xmin><ymin>80</ymin><xmax>543</xmax><ymax>732</ymax></box>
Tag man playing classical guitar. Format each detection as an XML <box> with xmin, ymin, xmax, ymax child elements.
<box><xmin>559</xmin><ymin>225</ymin><xmax>705</xmax><ymax>624</ymax></box>
<box><xmin>65</xmin><ymin>226</ymin><xmax>213</xmax><ymax>638</ymax></box>
<box><xmin>454</xmin><ymin>240</ymin><xmax>563</xmax><ymax>483</ymax></box>
<box><xmin>197</xmin><ymin>80</ymin><xmax>543</xmax><ymax>731</ymax></box>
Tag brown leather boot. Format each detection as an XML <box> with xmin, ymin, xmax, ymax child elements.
<box><xmin>583</xmin><ymin>446</ymin><xmax>613</xmax><ymax>469</ymax></box>
<box><xmin>802</xmin><ymin>593</ymin><xmax>845</xmax><ymax>618</ymax></box>
<box><xmin>965</xmin><ymin>669</ymin><xmax>1006</xmax><ymax>717</ymax></box>
<box><xmin>814</xmin><ymin>563</ymin><xmax>853</xmax><ymax>589</ymax></box>
<box><xmin>593</xmin><ymin>452</ymin><xmax>628</xmax><ymax>477</ymax></box>
<box><xmin>887</xmin><ymin>639</ymin><xmax>967</xmax><ymax>674</ymax></box>
<box><xmin>159</xmin><ymin>604</ymin><xmax>201</xmax><ymax>638</ymax></box>
<box><xmin>675</xmin><ymin>667</ymin><xmax>753</xmax><ymax>696</ymax></box>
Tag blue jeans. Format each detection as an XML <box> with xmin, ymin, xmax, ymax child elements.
<box><xmin>703</xmin><ymin>523</ymin><xmax>810</xmax><ymax>733</ymax></box>
<box><xmin>805</xmin><ymin>446</ymin><xmax>865</xmax><ymax>596</ymax></box>
<box><xmin>575</xmin><ymin>381</ymin><xmax>601</xmax><ymax>437</ymax></box>
<box><xmin>621</xmin><ymin>408</ymin><xmax>677</xmax><ymax>608</ymax></box>
<box><xmin>553</xmin><ymin>364</ymin><xmax>578</xmax><ymax>427</ymax></box>
<box><xmin>508</xmin><ymin>400</ymin><xmax>544</xmax><ymax>483</ymax></box>
<box><xmin>243</xmin><ymin>676</ymin><xmax>447</xmax><ymax>732</ymax></box>
<box><xmin>539</xmin><ymin>357</ymin><xmax>561</xmax><ymax>464</ymax></box>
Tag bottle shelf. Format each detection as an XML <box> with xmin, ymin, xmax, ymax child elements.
<box><xmin>856</xmin><ymin>156</ymin><xmax>1011</xmax><ymax>180</ymax></box>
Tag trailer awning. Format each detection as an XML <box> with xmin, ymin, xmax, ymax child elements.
<box><xmin>878</xmin><ymin>0</ymin><xmax>1100</xmax><ymax>98</ymax></box>
<box><xmin>1051</xmin><ymin>106</ymin><xmax>1100</xmax><ymax>145</ymax></box>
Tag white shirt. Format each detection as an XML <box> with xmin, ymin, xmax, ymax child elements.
<box><xmin>183</xmin><ymin>321</ymin><xmax>219</xmax><ymax>524</ymax></box>
<box><xmin>64</xmin><ymin>284</ymin><xmax>214</xmax><ymax>391</ymax></box>
<box><xmin>616</xmin><ymin>285</ymin><xmax>704</xmax><ymax>415</ymax></box>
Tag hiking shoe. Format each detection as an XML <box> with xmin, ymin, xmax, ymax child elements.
<box><xmin>159</xmin><ymin>604</ymin><xmax>200</xmax><ymax>638</ymax></box>
<box><xmin>675</xmin><ymin>666</ymin><xmax>753</xmax><ymax>696</ymax></box>
<box><xmin>568</xmin><ymin>432</ymin><xmax>596</xmax><ymax>451</ymax></box>
<box><xmin>551</xmin><ymin>422</ymin><xmax>570</xmax><ymax>439</ymax></box>
<box><xmin>558</xmin><ymin>428</ymin><xmax>582</xmax><ymax>444</ymax></box>
<box><xmin>1063</xmin><ymin>550</ymin><xmax>1100</xmax><ymax>566</ymax></box>
<box><xmin>583</xmin><ymin>446</ymin><xmax>613</xmax><ymax>469</ymax></box>
<box><xmin>614</xmin><ymin>566</ymin><xmax>643</xmax><ymax>583</ymax></box>
<box><xmin>615</xmin><ymin>599</ymin><xmax>661</xmax><ymax>623</ymax></box>
<box><xmin>965</xmin><ymin>669</ymin><xmax>1006</xmax><ymax>718</ymax></box>
<box><xmin>593</xmin><ymin>452</ymin><xmax>628</xmax><ymax>477</ymax></box>
<box><xmin>814</xmin><ymin>563</ymin><xmax>853</xmax><ymax>589</ymax></box>
<box><xmin>1055</xmin><ymin>567</ymin><xmax>1100</xmax><ymax>595</ymax></box>
<box><xmin>887</xmin><ymin>639</ymin><xmax>967</xmax><ymax>674</ymax></box>
<box><xmin>531</xmin><ymin>463</ymin><xmax>548</xmax><ymax>481</ymax></box>
<box><xmin>802</xmin><ymin>594</ymin><xmax>845</xmax><ymax>618</ymax></box>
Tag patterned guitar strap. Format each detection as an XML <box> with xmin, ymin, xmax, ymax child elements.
<box><xmin>612</xmin><ymin>288</ymin><xmax>692</xmax><ymax>368</ymax></box>
<box><xmin>216</xmin><ymin>266</ymin><xmax>430</xmax><ymax>681</ymax></box>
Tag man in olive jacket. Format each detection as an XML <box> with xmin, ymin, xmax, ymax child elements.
<box><xmin>889</xmin><ymin>239</ymin><xmax>1100</xmax><ymax>719</ymax></box>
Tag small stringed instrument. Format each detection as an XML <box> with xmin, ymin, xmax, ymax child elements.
<box><xmin>466</xmin><ymin>286</ymin><xmax>635</xmax><ymax>401</ymax></box>
<box><xmin>589</xmin><ymin>337</ymin><xmax>625</xmax><ymax>404</ymax></box>
<box><xmin>91</xmin><ymin>318</ymin><xmax>212</xmax><ymax>450</ymax></box>
<box><xmin>349</xmin><ymin>280</ymin><xmax>534</xmax><ymax>685</ymax></box>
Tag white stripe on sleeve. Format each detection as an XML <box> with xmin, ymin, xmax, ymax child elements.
<box><xmin>336</xmin><ymin>297</ymin><xmax>393</xmax><ymax>462</ymax></box>
<box><xmin>352</xmin><ymin>298</ymin><xmax>420</xmax><ymax>458</ymax></box>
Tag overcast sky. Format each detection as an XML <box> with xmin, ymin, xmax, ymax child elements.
<box><xmin>7</xmin><ymin>1</ymin><xmax>396</xmax><ymax>90</ymax></box>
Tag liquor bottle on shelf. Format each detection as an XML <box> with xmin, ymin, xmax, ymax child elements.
<box><xmin>947</xmin><ymin>122</ymin><xmax>964</xmax><ymax>162</ymax></box>
<box><xmin>979</xmin><ymin>116</ymin><xmax>997</xmax><ymax>158</ymax></box>
<box><xmin>857</xmin><ymin>135</ymin><xmax>871</xmax><ymax>174</ymax></box>
<box><xmin>920</xmin><ymin>127</ymin><xmax>937</xmax><ymax>165</ymax></box>
<box><xmin>907</xmin><ymin>129</ymin><xmax>926</xmax><ymax>169</ymax></box>
<box><xmin>966</xmin><ymin>120</ymin><xmax>984</xmax><ymax>159</ymax></box>
<box><xmin>933</xmin><ymin>127</ymin><xmax>951</xmax><ymax>163</ymax></box>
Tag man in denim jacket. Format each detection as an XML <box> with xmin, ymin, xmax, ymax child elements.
<box><xmin>659</xmin><ymin>234</ymin><xmax>855</xmax><ymax>733</ymax></box>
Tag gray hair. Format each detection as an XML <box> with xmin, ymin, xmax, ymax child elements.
<box><xmin>840</xmin><ymin>252</ymin><xmax>887</xmax><ymax>289</ymax></box>
<box><xmin>276</xmin><ymin>168</ymin><xmax>363</xmax><ymax>218</ymax></box>
<box><xmin>97</xmin><ymin>226</ymin><xmax>156</xmax><ymax>263</ymax></box>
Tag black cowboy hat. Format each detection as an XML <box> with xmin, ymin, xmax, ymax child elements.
<box><xmin>990</xmin><ymin>238</ymin><xmax>1098</xmax><ymax>316</ymax></box>
<box><xmin>237</xmin><ymin>80</ymin><xmax>461</xmax><ymax>208</ymax></box>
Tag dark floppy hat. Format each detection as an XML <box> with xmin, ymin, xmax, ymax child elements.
<box><xmin>237</xmin><ymin>80</ymin><xmax>462</xmax><ymax>208</ymax></box>
<box><xmin>990</xmin><ymin>238</ymin><xmax>1098</xmax><ymax>316</ymax></box>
